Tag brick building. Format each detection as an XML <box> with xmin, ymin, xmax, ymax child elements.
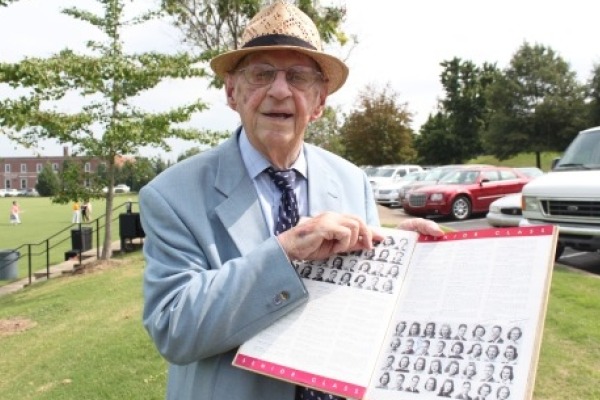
<box><xmin>0</xmin><ymin>147</ymin><xmax>105</xmax><ymax>190</ymax></box>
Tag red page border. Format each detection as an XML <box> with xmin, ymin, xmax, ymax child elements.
<box><xmin>234</xmin><ymin>354</ymin><xmax>367</xmax><ymax>398</ymax></box>
<box><xmin>419</xmin><ymin>225</ymin><xmax>555</xmax><ymax>242</ymax></box>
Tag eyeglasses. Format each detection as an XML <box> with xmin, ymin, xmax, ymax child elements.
<box><xmin>235</xmin><ymin>64</ymin><xmax>325</xmax><ymax>90</ymax></box>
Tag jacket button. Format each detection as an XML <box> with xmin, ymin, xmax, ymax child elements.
<box><xmin>273</xmin><ymin>291</ymin><xmax>290</xmax><ymax>305</ymax></box>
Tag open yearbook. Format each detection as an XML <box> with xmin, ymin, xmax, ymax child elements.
<box><xmin>234</xmin><ymin>225</ymin><xmax>558</xmax><ymax>400</ymax></box>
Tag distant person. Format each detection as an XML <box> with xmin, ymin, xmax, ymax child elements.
<box><xmin>72</xmin><ymin>201</ymin><xmax>81</xmax><ymax>223</ymax></box>
<box><xmin>10</xmin><ymin>200</ymin><xmax>21</xmax><ymax>225</ymax></box>
<box><xmin>81</xmin><ymin>200</ymin><xmax>92</xmax><ymax>222</ymax></box>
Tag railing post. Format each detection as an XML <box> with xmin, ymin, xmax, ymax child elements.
<box><xmin>96</xmin><ymin>218</ymin><xmax>100</xmax><ymax>259</ymax></box>
<box><xmin>28</xmin><ymin>244</ymin><xmax>32</xmax><ymax>285</ymax></box>
<box><xmin>46</xmin><ymin>239</ymin><xmax>50</xmax><ymax>279</ymax></box>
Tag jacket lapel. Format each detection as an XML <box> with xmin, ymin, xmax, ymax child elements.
<box><xmin>305</xmin><ymin>145</ymin><xmax>342</xmax><ymax>215</ymax></box>
<box><xmin>213</xmin><ymin>135</ymin><xmax>270</xmax><ymax>256</ymax></box>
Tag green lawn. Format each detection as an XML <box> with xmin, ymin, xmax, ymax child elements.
<box><xmin>0</xmin><ymin>195</ymin><xmax>138</xmax><ymax>283</ymax></box>
<box><xmin>468</xmin><ymin>152</ymin><xmax>562</xmax><ymax>172</ymax></box>
<box><xmin>0</xmin><ymin>257</ymin><xmax>598</xmax><ymax>399</ymax></box>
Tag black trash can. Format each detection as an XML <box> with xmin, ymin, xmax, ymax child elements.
<box><xmin>71</xmin><ymin>227</ymin><xmax>93</xmax><ymax>252</ymax></box>
<box><xmin>119</xmin><ymin>213</ymin><xmax>145</xmax><ymax>252</ymax></box>
<box><xmin>0</xmin><ymin>249</ymin><xmax>19</xmax><ymax>280</ymax></box>
<box><xmin>119</xmin><ymin>213</ymin><xmax>145</xmax><ymax>239</ymax></box>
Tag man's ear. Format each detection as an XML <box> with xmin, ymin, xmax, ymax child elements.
<box><xmin>310</xmin><ymin>91</ymin><xmax>328</xmax><ymax>121</ymax></box>
<box><xmin>225</xmin><ymin>74</ymin><xmax>237</xmax><ymax>110</ymax></box>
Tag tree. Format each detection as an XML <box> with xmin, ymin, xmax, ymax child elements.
<box><xmin>36</xmin><ymin>163</ymin><xmax>60</xmax><ymax>196</ymax></box>
<box><xmin>483</xmin><ymin>42</ymin><xmax>587</xmax><ymax>166</ymax></box>
<box><xmin>161</xmin><ymin>0</ymin><xmax>352</xmax><ymax>86</ymax></box>
<box><xmin>341</xmin><ymin>84</ymin><xmax>416</xmax><ymax>165</ymax></box>
<box><xmin>414</xmin><ymin>112</ymin><xmax>464</xmax><ymax>164</ymax></box>
<box><xmin>587</xmin><ymin>63</ymin><xmax>600</xmax><ymax>127</ymax></box>
<box><xmin>0</xmin><ymin>0</ymin><xmax>223</xmax><ymax>259</ymax></box>
<box><xmin>436</xmin><ymin>58</ymin><xmax>498</xmax><ymax>162</ymax></box>
<box><xmin>305</xmin><ymin>105</ymin><xmax>344</xmax><ymax>155</ymax></box>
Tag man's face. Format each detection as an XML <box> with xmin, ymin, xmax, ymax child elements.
<box><xmin>225</xmin><ymin>50</ymin><xmax>327</xmax><ymax>167</ymax></box>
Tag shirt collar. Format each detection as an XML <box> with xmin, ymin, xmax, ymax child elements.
<box><xmin>239</xmin><ymin>128</ymin><xmax>307</xmax><ymax>179</ymax></box>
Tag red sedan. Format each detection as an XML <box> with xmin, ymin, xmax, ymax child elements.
<box><xmin>402</xmin><ymin>166</ymin><xmax>531</xmax><ymax>220</ymax></box>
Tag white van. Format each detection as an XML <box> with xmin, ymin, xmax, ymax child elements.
<box><xmin>368</xmin><ymin>164</ymin><xmax>423</xmax><ymax>191</ymax></box>
<box><xmin>521</xmin><ymin>126</ymin><xmax>600</xmax><ymax>258</ymax></box>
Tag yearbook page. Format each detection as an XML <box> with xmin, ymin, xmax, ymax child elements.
<box><xmin>234</xmin><ymin>225</ymin><xmax>558</xmax><ymax>400</ymax></box>
<box><xmin>234</xmin><ymin>228</ymin><xmax>420</xmax><ymax>398</ymax></box>
<box><xmin>365</xmin><ymin>225</ymin><xmax>557</xmax><ymax>400</ymax></box>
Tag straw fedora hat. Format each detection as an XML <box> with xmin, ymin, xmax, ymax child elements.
<box><xmin>210</xmin><ymin>0</ymin><xmax>348</xmax><ymax>94</ymax></box>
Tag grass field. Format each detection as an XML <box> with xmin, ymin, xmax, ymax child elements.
<box><xmin>0</xmin><ymin>195</ymin><xmax>138</xmax><ymax>283</ymax></box>
<box><xmin>0</xmin><ymin>255</ymin><xmax>598</xmax><ymax>399</ymax></box>
<box><xmin>469</xmin><ymin>152</ymin><xmax>561</xmax><ymax>172</ymax></box>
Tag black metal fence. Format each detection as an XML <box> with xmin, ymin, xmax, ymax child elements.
<box><xmin>0</xmin><ymin>202</ymin><xmax>142</xmax><ymax>285</ymax></box>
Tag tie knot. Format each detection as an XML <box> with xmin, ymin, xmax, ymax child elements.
<box><xmin>266</xmin><ymin>167</ymin><xmax>296</xmax><ymax>191</ymax></box>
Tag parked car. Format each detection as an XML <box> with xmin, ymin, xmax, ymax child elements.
<box><xmin>397</xmin><ymin>164</ymin><xmax>491</xmax><ymax>204</ymax></box>
<box><xmin>102</xmin><ymin>184</ymin><xmax>131</xmax><ymax>194</ymax></box>
<box><xmin>373</xmin><ymin>171</ymin><xmax>427</xmax><ymax>207</ymax></box>
<box><xmin>0</xmin><ymin>188</ymin><xmax>20</xmax><ymax>197</ymax></box>
<box><xmin>521</xmin><ymin>126</ymin><xmax>600</xmax><ymax>259</ymax></box>
<box><xmin>20</xmin><ymin>188</ymin><xmax>40</xmax><ymax>197</ymax></box>
<box><xmin>114</xmin><ymin>184</ymin><xmax>131</xmax><ymax>193</ymax></box>
<box><xmin>485</xmin><ymin>167</ymin><xmax>544</xmax><ymax>227</ymax></box>
<box><xmin>368</xmin><ymin>164</ymin><xmax>423</xmax><ymax>191</ymax></box>
<box><xmin>486</xmin><ymin>193</ymin><xmax>523</xmax><ymax>227</ymax></box>
<box><xmin>361</xmin><ymin>165</ymin><xmax>379</xmax><ymax>178</ymax></box>
<box><xmin>515</xmin><ymin>167</ymin><xmax>544</xmax><ymax>179</ymax></box>
<box><xmin>403</xmin><ymin>166</ymin><xmax>531</xmax><ymax>220</ymax></box>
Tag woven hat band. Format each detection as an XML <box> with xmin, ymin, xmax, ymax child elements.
<box><xmin>243</xmin><ymin>34</ymin><xmax>317</xmax><ymax>51</ymax></box>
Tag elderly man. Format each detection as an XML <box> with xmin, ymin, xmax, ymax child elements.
<box><xmin>140</xmin><ymin>2</ymin><xmax>442</xmax><ymax>399</ymax></box>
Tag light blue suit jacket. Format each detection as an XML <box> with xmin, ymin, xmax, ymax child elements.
<box><xmin>140</xmin><ymin>132</ymin><xmax>380</xmax><ymax>400</ymax></box>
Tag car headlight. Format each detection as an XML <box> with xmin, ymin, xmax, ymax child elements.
<box><xmin>522</xmin><ymin>196</ymin><xmax>539</xmax><ymax>211</ymax></box>
<box><xmin>430</xmin><ymin>193</ymin><xmax>444</xmax><ymax>201</ymax></box>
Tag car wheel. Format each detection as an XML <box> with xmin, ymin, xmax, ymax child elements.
<box><xmin>451</xmin><ymin>196</ymin><xmax>471</xmax><ymax>220</ymax></box>
<box><xmin>555</xmin><ymin>243</ymin><xmax>565</xmax><ymax>261</ymax></box>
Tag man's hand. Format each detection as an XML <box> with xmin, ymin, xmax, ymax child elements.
<box><xmin>397</xmin><ymin>218</ymin><xmax>444</xmax><ymax>237</ymax></box>
<box><xmin>277</xmin><ymin>212</ymin><xmax>384</xmax><ymax>261</ymax></box>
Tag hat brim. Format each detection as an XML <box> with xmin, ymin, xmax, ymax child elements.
<box><xmin>210</xmin><ymin>46</ymin><xmax>349</xmax><ymax>95</ymax></box>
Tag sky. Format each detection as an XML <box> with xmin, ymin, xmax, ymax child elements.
<box><xmin>1</xmin><ymin>0</ymin><xmax>599</xmax><ymax>161</ymax></box>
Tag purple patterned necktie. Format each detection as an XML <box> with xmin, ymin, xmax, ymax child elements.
<box><xmin>266</xmin><ymin>167</ymin><xmax>300</xmax><ymax>235</ymax></box>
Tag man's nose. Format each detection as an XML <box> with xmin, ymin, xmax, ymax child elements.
<box><xmin>268</xmin><ymin>70</ymin><xmax>293</xmax><ymax>96</ymax></box>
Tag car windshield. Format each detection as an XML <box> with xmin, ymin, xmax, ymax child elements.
<box><xmin>363</xmin><ymin>166</ymin><xmax>379</xmax><ymax>177</ymax></box>
<box><xmin>404</xmin><ymin>172</ymin><xmax>425</xmax><ymax>182</ymax></box>
<box><xmin>373</xmin><ymin>168</ymin><xmax>396</xmax><ymax>178</ymax></box>
<box><xmin>556</xmin><ymin>129</ymin><xmax>600</xmax><ymax>170</ymax></box>
<box><xmin>439</xmin><ymin>170</ymin><xmax>479</xmax><ymax>184</ymax></box>
<box><xmin>517</xmin><ymin>167</ymin><xmax>544</xmax><ymax>178</ymax></box>
<box><xmin>423</xmin><ymin>167</ymin><xmax>456</xmax><ymax>181</ymax></box>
